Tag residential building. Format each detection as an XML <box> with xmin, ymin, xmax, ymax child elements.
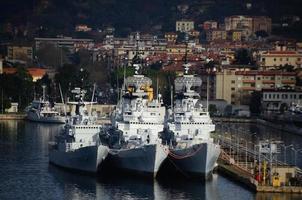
<box><xmin>34</xmin><ymin>37</ymin><xmax>94</xmax><ymax>54</ymax></box>
<box><xmin>262</xmin><ymin>89</ymin><xmax>302</xmax><ymax>112</ymax></box>
<box><xmin>188</xmin><ymin>30</ymin><xmax>200</xmax><ymax>38</ymax></box>
<box><xmin>165</xmin><ymin>32</ymin><xmax>178</xmax><ymax>43</ymax></box>
<box><xmin>5</xmin><ymin>103</ymin><xmax>18</xmax><ymax>113</ymax></box>
<box><xmin>75</xmin><ymin>24</ymin><xmax>92</xmax><ymax>32</ymax></box>
<box><xmin>203</xmin><ymin>20</ymin><xmax>218</xmax><ymax>30</ymax></box>
<box><xmin>259</xmin><ymin>46</ymin><xmax>302</xmax><ymax>68</ymax></box>
<box><xmin>176</xmin><ymin>20</ymin><xmax>194</xmax><ymax>32</ymax></box>
<box><xmin>253</xmin><ymin>16</ymin><xmax>272</xmax><ymax>34</ymax></box>
<box><xmin>206</xmin><ymin>29</ymin><xmax>227</xmax><ymax>41</ymax></box>
<box><xmin>229</xmin><ymin>30</ymin><xmax>242</xmax><ymax>42</ymax></box>
<box><xmin>225</xmin><ymin>15</ymin><xmax>272</xmax><ymax>35</ymax></box>
<box><xmin>7</xmin><ymin>45</ymin><xmax>33</xmax><ymax>61</ymax></box>
<box><xmin>225</xmin><ymin>16</ymin><xmax>253</xmax><ymax>32</ymax></box>
<box><xmin>2</xmin><ymin>67</ymin><xmax>47</xmax><ymax>82</ymax></box>
<box><xmin>215</xmin><ymin>67</ymin><xmax>296</xmax><ymax>104</ymax></box>
<box><xmin>166</xmin><ymin>44</ymin><xmax>192</xmax><ymax>55</ymax></box>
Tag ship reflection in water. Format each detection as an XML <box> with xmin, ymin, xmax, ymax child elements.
<box><xmin>1</xmin><ymin>121</ymin><xmax>302</xmax><ymax>199</ymax></box>
<box><xmin>49</xmin><ymin>164</ymin><xmax>222</xmax><ymax>200</ymax></box>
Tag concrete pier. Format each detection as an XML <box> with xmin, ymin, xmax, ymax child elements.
<box><xmin>0</xmin><ymin>114</ymin><xmax>26</xmax><ymax>120</ymax></box>
<box><xmin>217</xmin><ymin>147</ymin><xmax>302</xmax><ymax>193</ymax></box>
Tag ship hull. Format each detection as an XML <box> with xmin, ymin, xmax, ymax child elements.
<box><xmin>167</xmin><ymin>142</ymin><xmax>220</xmax><ymax>179</ymax></box>
<box><xmin>104</xmin><ymin>143</ymin><xmax>168</xmax><ymax>177</ymax></box>
<box><xmin>49</xmin><ymin>145</ymin><xmax>109</xmax><ymax>173</ymax></box>
<box><xmin>27</xmin><ymin>112</ymin><xmax>65</xmax><ymax>124</ymax></box>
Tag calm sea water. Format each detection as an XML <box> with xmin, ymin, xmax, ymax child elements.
<box><xmin>0</xmin><ymin>120</ymin><xmax>302</xmax><ymax>200</ymax></box>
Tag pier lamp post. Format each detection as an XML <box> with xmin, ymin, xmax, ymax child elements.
<box><xmin>280</xmin><ymin>144</ymin><xmax>293</xmax><ymax>164</ymax></box>
<box><xmin>241</xmin><ymin>138</ymin><xmax>248</xmax><ymax>169</ymax></box>
<box><xmin>251</xmin><ymin>133</ymin><xmax>261</xmax><ymax>181</ymax></box>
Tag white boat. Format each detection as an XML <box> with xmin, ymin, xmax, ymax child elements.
<box><xmin>100</xmin><ymin>63</ymin><xmax>168</xmax><ymax>177</ymax></box>
<box><xmin>164</xmin><ymin>63</ymin><xmax>220</xmax><ymax>179</ymax></box>
<box><xmin>49</xmin><ymin>87</ymin><xmax>109</xmax><ymax>173</ymax></box>
<box><xmin>26</xmin><ymin>85</ymin><xmax>65</xmax><ymax>124</ymax></box>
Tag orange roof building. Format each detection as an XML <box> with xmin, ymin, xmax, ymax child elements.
<box><xmin>2</xmin><ymin>67</ymin><xmax>47</xmax><ymax>82</ymax></box>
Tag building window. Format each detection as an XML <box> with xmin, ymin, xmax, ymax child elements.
<box><xmin>273</xmin><ymin>58</ymin><xmax>276</xmax><ymax>62</ymax></box>
<box><xmin>231</xmin><ymin>87</ymin><xmax>235</xmax><ymax>91</ymax></box>
<box><xmin>257</xmin><ymin>77</ymin><xmax>261</xmax><ymax>80</ymax></box>
<box><xmin>231</xmin><ymin>80</ymin><xmax>235</xmax><ymax>84</ymax></box>
<box><xmin>280</xmin><ymin>58</ymin><xmax>283</xmax><ymax>61</ymax></box>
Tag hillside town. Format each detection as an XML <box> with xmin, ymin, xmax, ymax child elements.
<box><xmin>1</xmin><ymin>15</ymin><xmax>301</xmax><ymax>118</ymax></box>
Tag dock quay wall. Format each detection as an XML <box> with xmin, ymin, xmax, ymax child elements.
<box><xmin>0</xmin><ymin>114</ymin><xmax>26</xmax><ymax>120</ymax></box>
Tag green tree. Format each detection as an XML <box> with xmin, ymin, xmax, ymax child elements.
<box><xmin>36</xmin><ymin>43</ymin><xmax>69</xmax><ymax>68</ymax></box>
<box><xmin>209</xmin><ymin>104</ymin><xmax>217</xmax><ymax>116</ymax></box>
<box><xmin>255</xmin><ymin>30</ymin><xmax>269</xmax><ymax>38</ymax></box>
<box><xmin>249</xmin><ymin>91</ymin><xmax>262</xmax><ymax>115</ymax></box>
<box><xmin>0</xmin><ymin>89</ymin><xmax>11</xmax><ymax>113</ymax></box>
<box><xmin>55</xmin><ymin>64</ymin><xmax>92</xmax><ymax>101</ymax></box>
<box><xmin>234</xmin><ymin>48</ymin><xmax>252</xmax><ymax>65</ymax></box>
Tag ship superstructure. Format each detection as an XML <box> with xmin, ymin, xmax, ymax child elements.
<box><xmin>26</xmin><ymin>85</ymin><xmax>65</xmax><ymax>123</ymax></box>
<box><xmin>100</xmin><ymin>62</ymin><xmax>168</xmax><ymax>177</ymax></box>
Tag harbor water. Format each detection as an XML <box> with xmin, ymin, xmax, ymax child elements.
<box><xmin>1</xmin><ymin>120</ymin><xmax>302</xmax><ymax>200</ymax></box>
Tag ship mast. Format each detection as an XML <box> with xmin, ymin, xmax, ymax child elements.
<box><xmin>42</xmin><ymin>85</ymin><xmax>46</xmax><ymax>102</ymax></box>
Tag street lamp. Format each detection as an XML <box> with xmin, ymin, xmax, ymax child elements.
<box><xmin>241</xmin><ymin>138</ymin><xmax>248</xmax><ymax>169</ymax></box>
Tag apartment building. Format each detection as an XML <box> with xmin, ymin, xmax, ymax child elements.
<box><xmin>203</xmin><ymin>20</ymin><xmax>218</xmax><ymax>30</ymax></box>
<box><xmin>206</xmin><ymin>29</ymin><xmax>227</xmax><ymax>41</ymax></box>
<box><xmin>176</xmin><ymin>20</ymin><xmax>194</xmax><ymax>32</ymax></box>
<box><xmin>262</xmin><ymin>89</ymin><xmax>302</xmax><ymax>112</ymax></box>
<box><xmin>35</xmin><ymin>37</ymin><xmax>94</xmax><ymax>54</ymax></box>
<box><xmin>165</xmin><ymin>32</ymin><xmax>178</xmax><ymax>43</ymax></box>
<box><xmin>166</xmin><ymin>44</ymin><xmax>193</xmax><ymax>55</ymax></box>
<box><xmin>7</xmin><ymin>45</ymin><xmax>33</xmax><ymax>61</ymax></box>
<box><xmin>259</xmin><ymin>46</ymin><xmax>302</xmax><ymax>68</ymax></box>
<box><xmin>225</xmin><ymin>15</ymin><xmax>272</xmax><ymax>34</ymax></box>
<box><xmin>216</xmin><ymin>67</ymin><xmax>296</xmax><ymax>104</ymax></box>
<box><xmin>225</xmin><ymin>16</ymin><xmax>253</xmax><ymax>31</ymax></box>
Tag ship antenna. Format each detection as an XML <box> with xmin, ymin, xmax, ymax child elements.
<box><xmin>183</xmin><ymin>33</ymin><xmax>190</xmax><ymax>75</ymax></box>
<box><xmin>90</xmin><ymin>83</ymin><xmax>96</xmax><ymax>115</ymax></box>
<box><xmin>170</xmin><ymin>85</ymin><xmax>173</xmax><ymax>111</ymax></box>
<box><xmin>59</xmin><ymin>83</ymin><xmax>67</xmax><ymax>116</ymax></box>
<box><xmin>133</xmin><ymin>32</ymin><xmax>141</xmax><ymax>75</ymax></box>
<box><xmin>156</xmin><ymin>76</ymin><xmax>159</xmax><ymax>101</ymax></box>
<box><xmin>42</xmin><ymin>84</ymin><xmax>46</xmax><ymax>102</ymax></box>
<box><xmin>206</xmin><ymin>73</ymin><xmax>209</xmax><ymax>112</ymax></box>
